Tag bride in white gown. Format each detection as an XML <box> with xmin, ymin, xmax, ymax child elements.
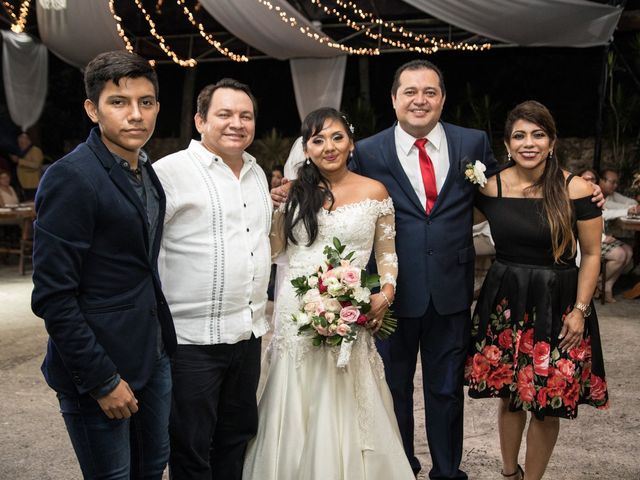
<box><xmin>243</xmin><ymin>108</ymin><xmax>414</xmax><ymax>480</ymax></box>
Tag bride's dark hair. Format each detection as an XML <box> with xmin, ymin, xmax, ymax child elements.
<box><xmin>283</xmin><ymin>107</ymin><xmax>354</xmax><ymax>247</ymax></box>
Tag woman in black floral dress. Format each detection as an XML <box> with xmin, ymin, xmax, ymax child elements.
<box><xmin>465</xmin><ymin>101</ymin><xmax>608</xmax><ymax>480</ymax></box>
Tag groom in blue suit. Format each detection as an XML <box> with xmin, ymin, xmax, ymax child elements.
<box><xmin>351</xmin><ymin>60</ymin><xmax>496</xmax><ymax>479</ymax></box>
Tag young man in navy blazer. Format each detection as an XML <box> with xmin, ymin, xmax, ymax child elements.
<box><xmin>31</xmin><ymin>51</ymin><xmax>176</xmax><ymax>479</ymax></box>
<box><xmin>351</xmin><ymin>60</ymin><xmax>497</xmax><ymax>479</ymax></box>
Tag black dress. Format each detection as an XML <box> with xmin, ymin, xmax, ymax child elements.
<box><xmin>465</xmin><ymin>171</ymin><xmax>609</xmax><ymax>420</ymax></box>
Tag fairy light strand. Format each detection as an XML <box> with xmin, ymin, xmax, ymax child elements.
<box><xmin>176</xmin><ymin>0</ymin><xmax>248</xmax><ymax>62</ymax></box>
<box><xmin>257</xmin><ymin>0</ymin><xmax>379</xmax><ymax>55</ymax></box>
<box><xmin>309</xmin><ymin>0</ymin><xmax>491</xmax><ymax>53</ymax></box>
<box><xmin>109</xmin><ymin>0</ymin><xmax>135</xmax><ymax>53</ymax></box>
<box><xmin>2</xmin><ymin>0</ymin><xmax>32</xmax><ymax>33</ymax></box>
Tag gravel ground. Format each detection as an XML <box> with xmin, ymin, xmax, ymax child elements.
<box><xmin>1</xmin><ymin>266</ymin><xmax>638</xmax><ymax>479</ymax></box>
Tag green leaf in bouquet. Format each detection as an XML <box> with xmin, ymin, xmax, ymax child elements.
<box><xmin>312</xmin><ymin>336</ymin><xmax>323</xmax><ymax>347</ymax></box>
<box><xmin>374</xmin><ymin>311</ymin><xmax>398</xmax><ymax>340</ymax></box>
<box><xmin>327</xmin><ymin>335</ymin><xmax>342</xmax><ymax>346</ymax></box>
<box><xmin>344</xmin><ymin>251</ymin><xmax>355</xmax><ymax>261</ymax></box>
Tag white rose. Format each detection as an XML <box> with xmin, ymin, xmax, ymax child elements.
<box><xmin>302</xmin><ymin>288</ymin><xmax>321</xmax><ymax>304</ymax></box>
<box><xmin>327</xmin><ymin>282</ymin><xmax>347</xmax><ymax>297</ymax></box>
<box><xmin>324</xmin><ymin>298</ymin><xmax>342</xmax><ymax>313</ymax></box>
<box><xmin>293</xmin><ymin>312</ymin><xmax>310</xmax><ymax>326</ymax></box>
<box><xmin>352</xmin><ymin>286</ymin><xmax>371</xmax><ymax>303</ymax></box>
<box><xmin>307</xmin><ymin>276</ymin><xmax>319</xmax><ymax>288</ymax></box>
<box><xmin>325</xmin><ymin>312</ymin><xmax>336</xmax><ymax>323</ymax></box>
<box><xmin>473</xmin><ymin>160</ymin><xmax>487</xmax><ymax>187</ymax></box>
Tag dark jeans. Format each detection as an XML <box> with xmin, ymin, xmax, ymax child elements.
<box><xmin>169</xmin><ymin>336</ymin><xmax>261</xmax><ymax>480</ymax></box>
<box><xmin>58</xmin><ymin>353</ymin><xmax>172</xmax><ymax>480</ymax></box>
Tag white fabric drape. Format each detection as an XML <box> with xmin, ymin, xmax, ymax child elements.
<box><xmin>198</xmin><ymin>0</ymin><xmax>338</xmax><ymax>59</ymax></box>
<box><xmin>290</xmin><ymin>56</ymin><xmax>347</xmax><ymax>121</ymax></box>
<box><xmin>36</xmin><ymin>0</ymin><xmax>124</xmax><ymax>69</ymax></box>
<box><xmin>1</xmin><ymin>32</ymin><xmax>48</xmax><ymax>131</ymax></box>
<box><xmin>402</xmin><ymin>0</ymin><xmax>623</xmax><ymax>47</ymax></box>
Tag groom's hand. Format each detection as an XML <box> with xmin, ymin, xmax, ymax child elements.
<box><xmin>271</xmin><ymin>178</ymin><xmax>291</xmax><ymax>209</ymax></box>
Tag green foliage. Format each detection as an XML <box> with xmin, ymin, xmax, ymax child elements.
<box><xmin>249</xmin><ymin>128</ymin><xmax>294</xmax><ymax>171</ymax></box>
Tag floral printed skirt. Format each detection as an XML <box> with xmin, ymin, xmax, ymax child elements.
<box><xmin>465</xmin><ymin>259</ymin><xmax>609</xmax><ymax>419</ymax></box>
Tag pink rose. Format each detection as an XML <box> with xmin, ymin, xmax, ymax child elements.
<box><xmin>498</xmin><ymin>329</ymin><xmax>514</xmax><ymax>350</ymax></box>
<box><xmin>341</xmin><ymin>267</ymin><xmax>361</xmax><ymax>287</ymax></box>
<box><xmin>503</xmin><ymin>308</ymin><xmax>511</xmax><ymax>320</ymax></box>
<box><xmin>336</xmin><ymin>323</ymin><xmax>351</xmax><ymax>337</ymax></box>
<box><xmin>569</xmin><ymin>339</ymin><xmax>587</xmax><ymax>362</ymax></box>
<box><xmin>556</xmin><ymin>358</ymin><xmax>576</xmax><ymax>380</ymax></box>
<box><xmin>482</xmin><ymin>345</ymin><xmax>502</xmax><ymax>366</ymax></box>
<box><xmin>314</xmin><ymin>324</ymin><xmax>329</xmax><ymax>336</ymax></box>
<box><xmin>589</xmin><ymin>374</ymin><xmax>607</xmax><ymax>401</ymax></box>
<box><xmin>339</xmin><ymin>306</ymin><xmax>360</xmax><ymax>324</ymax></box>
<box><xmin>519</xmin><ymin>329</ymin><xmax>534</xmax><ymax>355</ymax></box>
<box><xmin>533</xmin><ymin>341</ymin><xmax>551</xmax><ymax>376</ymax></box>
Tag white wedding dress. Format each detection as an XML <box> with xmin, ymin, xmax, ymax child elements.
<box><xmin>243</xmin><ymin>198</ymin><xmax>415</xmax><ymax>480</ymax></box>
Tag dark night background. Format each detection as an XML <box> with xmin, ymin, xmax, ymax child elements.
<box><xmin>0</xmin><ymin>1</ymin><xmax>638</xmax><ymax>167</ymax></box>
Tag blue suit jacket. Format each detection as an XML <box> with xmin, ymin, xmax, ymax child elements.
<box><xmin>351</xmin><ymin>122</ymin><xmax>496</xmax><ymax>317</ymax></box>
<box><xmin>31</xmin><ymin>128</ymin><xmax>176</xmax><ymax>396</ymax></box>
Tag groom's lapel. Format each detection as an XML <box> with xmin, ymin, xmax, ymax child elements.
<box><xmin>380</xmin><ymin>127</ymin><xmax>425</xmax><ymax>214</ymax></box>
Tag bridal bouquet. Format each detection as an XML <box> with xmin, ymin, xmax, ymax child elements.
<box><xmin>290</xmin><ymin>238</ymin><xmax>396</xmax><ymax>366</ymax></box>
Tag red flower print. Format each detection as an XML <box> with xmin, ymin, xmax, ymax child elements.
<box><xmin>569</xmin><ymin>339</ymin><xmax>588</xmax><ymax>362</ymax></box>
<box><xmin>581</xmin><ymin>361</ymin><xmax>592</xmax><ymax>382</ymax></box>
<box><xmin>537</xmin><ymin>387</ymin><xmax>548</xmax><ymax>408</ymax></box>
<box><xmin>517</xmin><ymin>365</ymin><xmax>535</xmax><ymax>403</ymax></box>
<box><xmin>546</xmin><ymin>368</ymin><xmax>567</xmax><ymax>398</ymax></box>
<box><xmin>487</xmin><ymin>363</ymin><xmax>513</xmax><ymax>390</ymax></box>
<box><xmin>498</xmin><ymin>328</ymin><xmax>514</xmax><ymax>350</ymax></box>
<box><xmin>533</xmin><ymin>341</ymin><xmax>551</xmax><ymax>376</ymax></box>
<box><xmin>556</xmin><ymin>358</ymin><xmax>576</xmax><ymax>381</ymax></box>
<box><xmin>563</xmin><ymin>379</ymin><xmax>580</xmax><ymax>409</ymax></box>
<box><xmin>519</xmin><ymin>328</ymin><xmax>534</xmax><ymax>355</ymax></box>
<box><xmin>589</xmin><ymin>374</ymin><xmax>607</xmax><ymax>401</ymax></box>
<box><xmin>472</xmin><ymin>353</ymin><xmax>490</xmax><ymax>382</ymax></box>
<box><xmin>482</xmin><ymin>345</ymin><xmax>502</xmax><ymax>366</ymax></box>
<box><xmin>464</xmin><ymin>356</ymin><xmax>473</xmax><ymax>381</ymax></box>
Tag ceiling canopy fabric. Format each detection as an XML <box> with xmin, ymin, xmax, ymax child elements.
<box><xmin>401</xmin><ymin>0</ymin><xmax>623</xmax><ymax>47</ymax></box>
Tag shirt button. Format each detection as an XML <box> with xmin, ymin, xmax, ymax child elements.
<box><xmin>244</xmin><ymin>203</ymin><xmax>247</xmax><ymax>207</ymax></box>
<box><xmin>249</xmin><ymin>300</ymin><xmax>253</xmax><ymax>305</ymax></box>
<box><xmin>251</xmin><ymin>252</ymin><xmax>254</xmax><ymax>256</ymax></box>
<box><xmin>246</xmin><ymin>228</ymin><xmax>250</xmax><ymax>232</ymax></box>
<box><xmin>428</xmin><ymin>249</ymin><xmax>434</xmax><ymax>255</ymax></box>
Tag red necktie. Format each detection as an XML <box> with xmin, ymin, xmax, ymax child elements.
<box><xmin>414</xmin><ymin>138</ymin><xmax>437</xmax><ymax>213</ymax></box>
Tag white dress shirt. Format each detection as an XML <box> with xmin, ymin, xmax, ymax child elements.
<box><xmin>602</xmin><ymin>191</ymin><xmax>637</xmax><ymax>221</ymax></box>
<box><xmin>154</xmin><ymin>140</ymin><xmax>271</xmax><ymax>345</ymax></box>
<box><xmin>394</xmin><ymin>122</ymin><xmax>450</xmax><ymax>208</ymax></box>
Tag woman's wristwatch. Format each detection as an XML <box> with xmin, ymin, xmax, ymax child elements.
<box><xmin>573</xmin><ymin>302</ymin><xmax>592</xmax><ymax>318</ymax></box>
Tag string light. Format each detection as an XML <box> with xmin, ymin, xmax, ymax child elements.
<box><xmin>109</xmin><ymin>0</ymin><xmax>135</xmax><ymax>53</ymax></box>
<box><xmin>130</xmin><ymin>0</ymin><xmax>199</xmax><ymax>67</ymax></box>
<box><xmin>176</xmin><ymin>0</ymin><xmax>248</xmax><ymax>62</ymax></box>
<box><xmin>257</xmin><ymin>0</ymin><xmax>379</xmax><ymax>55</ymax></box>
<box><xmin>309</xmin><ymin>0</ymin><xmax>492</xmax><ymax>53</ymax></box>
<box><xmin>2</xmin><ymin>0</ymin><xmax>32</xmax><ymax>33</ymax></box>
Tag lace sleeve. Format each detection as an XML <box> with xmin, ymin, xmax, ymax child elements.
<box><xmin>270</xmin><ymin>208</ymin><xmax>286</xmax><ymax>260</ymax></box>
<box><xmin>373</xmin><ymin>199</ymin><xmax>398</xmax><ymax>291</ymax></box>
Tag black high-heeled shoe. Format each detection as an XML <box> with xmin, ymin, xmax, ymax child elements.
<box><xmin>501</xmin><ymin>464</ymin><xmax>524</xmax><ymax>479</ymax></box>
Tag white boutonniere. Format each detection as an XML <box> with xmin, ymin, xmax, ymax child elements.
<box><xmin>464</xmin><ymin>160</ymin><xmax>487</xmax><ymax>187</ymax></box>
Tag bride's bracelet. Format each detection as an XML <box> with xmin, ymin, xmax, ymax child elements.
<box><xmin>380</xmin><ymin>291</ymin><xmax>392</xmax><ymax>308</ymax></box>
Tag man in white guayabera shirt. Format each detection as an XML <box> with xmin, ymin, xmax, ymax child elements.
<box><xmin>153</xmin><ymin>78</ymin><xmax>271</xmax><ymax>480</ymax></box>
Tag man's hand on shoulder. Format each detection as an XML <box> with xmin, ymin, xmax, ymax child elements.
<box><xmin>590</xmin><ymin>182</ymin><xmax>605</xmax><ymax>208</ymax></box>
<box><xmin>96</xmin><ymin>379</ymin><xmax>139</xmax><ymax>419</ymax></box>
<box><xmin>271</xmin><ymin>178</ymin><xmax>291</xmax><ymax>209</ymax></box>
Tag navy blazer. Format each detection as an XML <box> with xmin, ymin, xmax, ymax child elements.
<box><xmin>351</xmin><ymin>122</ymin><xmax>497</xmax><ymax>317</ymax></box>
<box><xmin>32</xmin><ymin>128</ymin><xmax>176</xmax><ymax>397</ymax></box>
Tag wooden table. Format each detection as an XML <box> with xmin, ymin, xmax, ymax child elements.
<box><xmin>0</xmin><ymin>204</ymin><xmax>35</xmax><ymax>275</ymax></box>
<box><xmin>614</xmin><ymin>217</ymin><xmax>640</xmax><ymax>299</ymax></box>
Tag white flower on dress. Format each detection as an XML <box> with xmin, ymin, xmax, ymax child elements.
<box><xmin>464</xmin><ymin>160</ymin><xmax>487</xmax><ymax>187</ymax></box>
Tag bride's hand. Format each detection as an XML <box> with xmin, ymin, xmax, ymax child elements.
<box><xmin>367</xmin><ymin>288</ymin><xmax>394</xmax><ymax>333</ymax></box>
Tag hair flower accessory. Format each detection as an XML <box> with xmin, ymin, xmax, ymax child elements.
<box><xmin>464</xmin><ymin>160</ymin><xmax>487</xmax><ymax>187</ymax></box>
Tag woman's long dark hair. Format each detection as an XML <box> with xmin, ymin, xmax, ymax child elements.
<box><xmin>283</xmin><ymin>108</ymin><xmax>353</xmax><ymax>247</ymax></box>
<box><xmin>504</xmin><ymin>100</ymin><xmax>575</xmax><ymax>263</ymax></box>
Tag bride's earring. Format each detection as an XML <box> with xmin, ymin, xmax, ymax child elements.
<box><xmin>507</xmin><ymin>152</ymin><xmax>512</xmax><ymax>161</ymax></box>
<box><xmin>305</xmin><ymin>158</ymin><xmax>311</xmax><ymax>165</ymax></box>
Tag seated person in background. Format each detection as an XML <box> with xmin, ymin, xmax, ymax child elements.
<box><xmin>599</xmin><ymin>168</ymin><xmax>639</xmax><ymax>235</ymax></box>
<box><xmin>10</xmin><ymin>132</ymin><xmax>43</xmax><ymax>201</ymax></box>
<box><xmin>581</xmin><ymin>169</ymin><xmax>633</xmax><ymax>303</ymax></box>
<box><xmin>0</xmin><ymin>169</ymin><xmax>19</xmax><ymax>206</ymax></box>
<box><xmin>270</xmin><ymin>164</ymin><xmax>284</xmax><ymax>189</ymax></box>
